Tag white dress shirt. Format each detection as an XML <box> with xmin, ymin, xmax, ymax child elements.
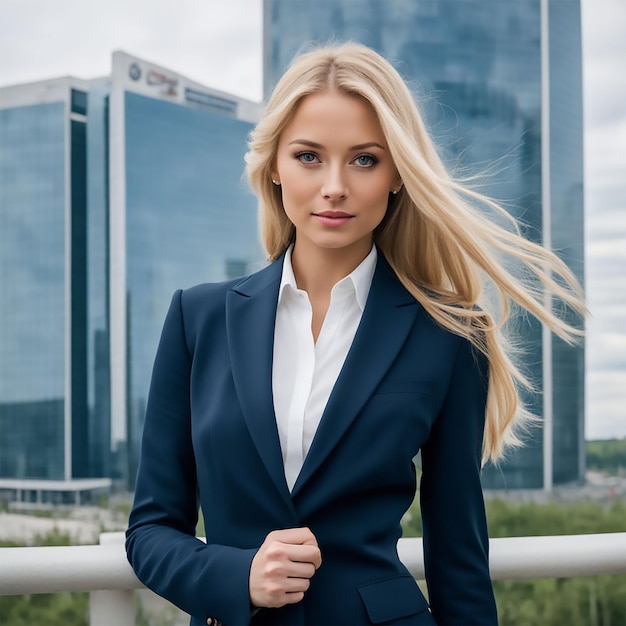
<box><xmin>272</xmin><ymin>244</ymin><xmax>378</xmax><ymax>491</ymax></box>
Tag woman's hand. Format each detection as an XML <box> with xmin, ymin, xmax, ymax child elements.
<box><xmin>249</xmin><ymin>527</ymin><xmax>322</xmax><ymax>608</ymax></box>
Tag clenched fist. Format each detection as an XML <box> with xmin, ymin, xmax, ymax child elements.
<box><xmin>249</xmin><ymin>527</ymin><xmax>322</xmax><ymax>608</ymax></box>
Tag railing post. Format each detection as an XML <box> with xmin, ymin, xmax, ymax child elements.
<box><xmin>90</xmin><ymin>589</ymin><xmax>135</xmax><ymax>626</ymax></box>
<box><xmin>89</xmin><ymin>532</ymin><xmax>135</xmax><ymax>626</ymax></box>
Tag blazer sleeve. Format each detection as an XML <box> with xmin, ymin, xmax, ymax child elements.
<box><xmin>125</xmin><ymin>289</ymin><xmax>257</xmax><ymax>625</ymax></box>
<box><xmin>419</xmin><ymin>336</ymin><xmax>498</xmax><ymax>625</ymax></box>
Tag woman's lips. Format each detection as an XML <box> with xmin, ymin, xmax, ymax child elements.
<box><xmin>313</xmin><ymin>211</ymin><xmax>354</xmax><ymax>227</ymax></box>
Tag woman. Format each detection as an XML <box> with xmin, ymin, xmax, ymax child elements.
<box><xmin>126</xmin><ymin>43</ymin><xmax>585</xmax><ymax>625</ymax></box>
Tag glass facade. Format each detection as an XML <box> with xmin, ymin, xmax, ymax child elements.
<box><xmin>121</xmin><ymin>90</ymin><xmax>262</xmax><ymax>482</ymax></box>
<box><xmin>265</xmin><ymin>0</ymin><xmax>585</xmax><ymax>488</ymax></box>
<box><xmin>1</xmin><ymin>60</ymin><xmax>263</xmax><ymax>491</ymax></box>
<box><xmin>86</xmin><ymin>82</ymin><xmax>112</xmax><ymax>480</ymax></box>
<box><xmin>0</xmin><ymin>88</ymin><xmax>110</xmax><ymax>484</ymax></box>
<box><xmin>547</xmin><ymin>0</ymin><xmax>585</xmax><ymax>484</ymax></box>
<box><xmin>0</xmin><ymin>102</ymin><xmax>67</xmax><ymax>479</ymax></box>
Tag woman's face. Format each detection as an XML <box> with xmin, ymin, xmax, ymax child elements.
<box><xmin>272</xmin><ymin>90</ymin><xmax>399</xmax><ymax>262</ymax></box>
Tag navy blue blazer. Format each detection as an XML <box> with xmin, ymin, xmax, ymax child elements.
<box><xmin>126</xmin><ymin>253</ymin><xmax>497</xmax><ymax>626</ymax></box>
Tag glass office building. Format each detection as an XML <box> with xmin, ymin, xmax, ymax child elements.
<box><xmin>264</xmin><ymin>0</ymin><xmax>585</xmax><ymax>488</ymax></box>
<box><xmin>0</xmin><ymin>80</ymin><xmax>112</xmax><ymax>502</ymax></box>
<box><xmin>108</xmin><ymin>53</ymin><xmax>263</xmax><ymax>484</ymax></box>
<box><xmin>0</xmin><ymin>81</ymin><xmax>89</xmax><ymax>485</ymax></box>
<box><xmin>0</xmin><ymin>55</ymin><xmax>263</xmax><ymax>495</ymax></box>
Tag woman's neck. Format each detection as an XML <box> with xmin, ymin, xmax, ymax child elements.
<box><xmin>290</xmin><ymin>239</ymin><xmax>372</xmax><ymax>300</ymax></box>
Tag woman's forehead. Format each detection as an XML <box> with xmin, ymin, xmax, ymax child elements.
<box><xmin>279</xmin><ymin>91</ymin><xmax>387</xmax><ymax>149</ymax></box>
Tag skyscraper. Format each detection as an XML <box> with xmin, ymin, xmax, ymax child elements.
<box><xmin>0</xmin><ymin>54</ymin><xmax>263</xmax><ymax>498</ymax></box>
<box><xmin>264</xmin><ymin>0</ymin><xmax>585</xmax><ymax>489</ymax></box>
<box><xmin>107</xmin><ymin>53</ymin><xmax>263</xmax><ymax>484</ymax></box>
<box><xmin>0</xmin><ymin>78</ymin><xmax>112</xmax><ymax>503</ymax></box>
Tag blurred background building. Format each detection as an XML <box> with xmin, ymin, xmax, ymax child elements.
<box><xmin>0</xmin><ymin>77</ymin><xmax>112</xmax><ymax>504</ymax></box>
<box><xmin>264</xmin><ymin>0</ymin><xmax>585</xmax><ymax>490</ymax></box>
<box><xmin>106</xmin><ymin>53</ymin><xmax>262</xmax><ymax>485</ymax></box>
<box><xmin>0</xmin><ymin>54</ymin><xmax>262</xmax><ymax>499</ymax></box>
<box><xmin>0</xmin><ymin>0</ymin><xmax>585</xmax><ymax>497</ymax></box>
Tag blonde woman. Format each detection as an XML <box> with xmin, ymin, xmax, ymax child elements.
<box><xmin>126</xmin><ymin>43</ymin><xmax>585</xmax><ymax>626</ymax></box>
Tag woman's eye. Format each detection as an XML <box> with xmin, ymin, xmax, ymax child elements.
<box><xmin>296</xmin><ymin>152</ymin><xmax>319</xmax><ymax>164</ymax></box>
<box><xmin>354</xmin><ymin>154</ymin><xmax>378</xmax><ymax>167</ymax></box>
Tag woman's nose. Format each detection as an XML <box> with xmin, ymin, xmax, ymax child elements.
<box><xmin>321</xmin><ymin>166</ymin><xmax>349</xmax><ymax>201</ymax></box>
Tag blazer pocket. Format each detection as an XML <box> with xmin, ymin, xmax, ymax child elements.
<box><xmin>357</xmin><ymin>575</ymin><xmax>430</xmax><ymax>624</ymax></box>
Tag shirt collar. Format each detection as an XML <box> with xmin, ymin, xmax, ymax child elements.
<box><xmin>278</xmin><ymin>244</ymin><xmax>377</xmax><ymax>312</ymax></box>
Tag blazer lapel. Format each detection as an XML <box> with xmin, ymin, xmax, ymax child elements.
<box><xmin>225</xmin><ymin>257</ymin><xmax>294</xmax><ymax>507</ymax></box>
<box><xmin>291</xmin><ymin>257</ymin><xmax>419</xmax><ymax>496</ymax></box>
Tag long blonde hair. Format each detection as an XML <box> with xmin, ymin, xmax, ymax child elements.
<box><xmin>245</xmin><ymin>42</ymin><xmax>586</xmax><ymax>463</ymax></box>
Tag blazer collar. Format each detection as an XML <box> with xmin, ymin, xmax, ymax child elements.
<box><xmin>225</xmin><ymin>252</ymin><xmax>419</xmax><ymax>504</ymax></box>
<box><xmin>225</xmin><ymin>255</ymin><xmax>291</xmax><ymax>506</ymax></box>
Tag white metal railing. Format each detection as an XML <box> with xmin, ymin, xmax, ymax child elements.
<box><xmin>1</xmin><ymin>532</ymin><xmax>625</xmax><ymax>626</ymax></box>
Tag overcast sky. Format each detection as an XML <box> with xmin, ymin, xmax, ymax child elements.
<box><xmin>0</xmin><ymin>0</ymin><xmax>624</xmax><ymax>440</ymax></box>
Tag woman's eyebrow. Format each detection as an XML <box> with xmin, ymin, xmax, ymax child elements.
<box><xmin>287</xmin><ymin>139</ymin><xmax>323</xmax><ymax>148</ymax></box>
<box><xmin>287</xmin><ymin>139</ymin><xmax>386</xmax><ymax>151</ymax></box>
<box><xmin>351</xmin><ymin>142</ymin><xmax>386</xmax><ymax>151</ymax></box>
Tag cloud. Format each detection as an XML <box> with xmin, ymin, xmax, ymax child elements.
<box><xmin>586</xmin><ymin>370</ymin><xmax>626</xmax><ymax>440</ymax></box>
<box><xmin>0</xmin><ymin>0</ymin><xmax>263</xmax><ymax>99</ymax></box>
<box><xmin>581</xmin><ymin>0</ymin><xmax>626</xmax><ymax>128</ymax></box>
<box><xmin>581</xmin><ymin>0</ymin><xmax>626</xmax><ymax>439</ymax></box>
<box><xmin>587</xmin><ymin>331</ymin><xmax>626</xmax><ymax>369</ymax></box>
<box><xmin>584</xmin><ymin>120</ymin><xmax>626</xmax><ymax>190</ymax></box>
<box><xmin>586</xmin><ymin>207</ymin><xmax>626</xmax><ymax>244</ymax></box>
